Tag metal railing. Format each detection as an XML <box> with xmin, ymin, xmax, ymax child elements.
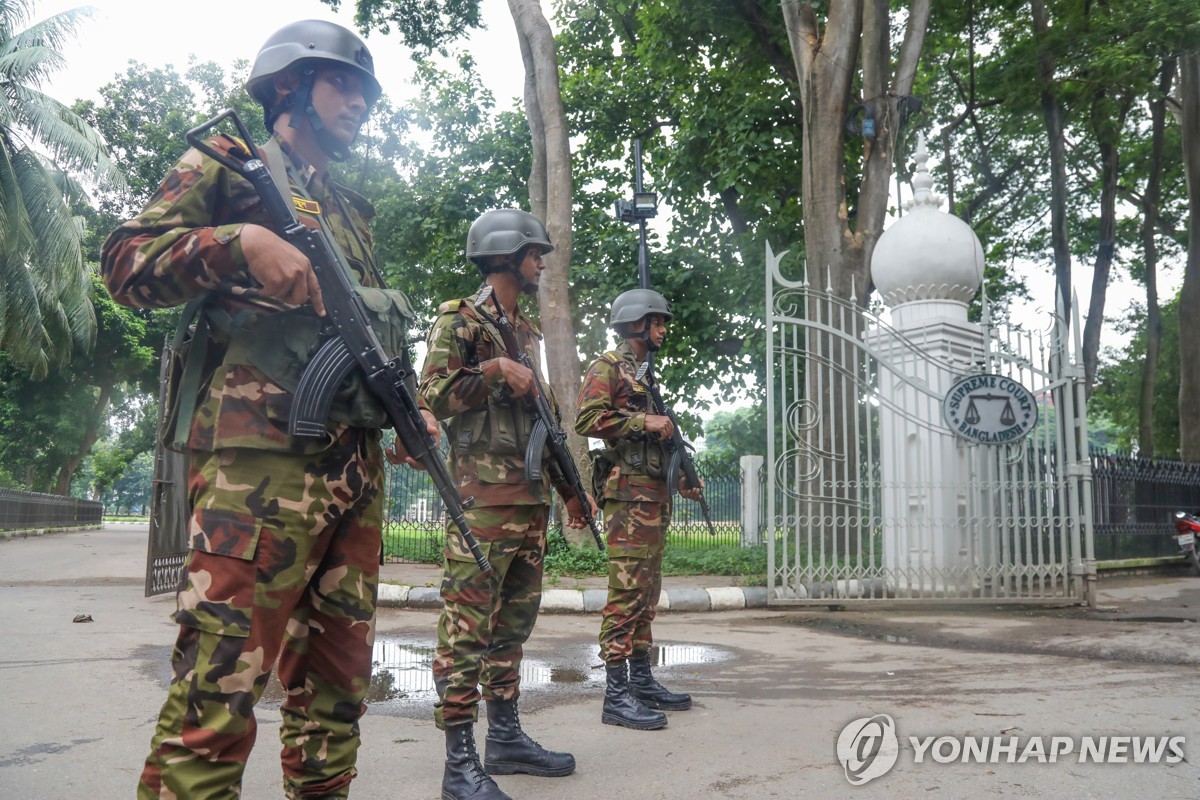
<box><xmin>1091</xmin><ymin>451</ymin><xmax>1200</xmax><ymax>561</ymax></box>
<box><xmin>381</xmin><ymin>460</ymin><xmax>750</xmax><ymax>563</ymax></box>
<box><xmin>0</xmin><ymin>488</ymin><xmax>104</xmax><ymax>531</ymax></box>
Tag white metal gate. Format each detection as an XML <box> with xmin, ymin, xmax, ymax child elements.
<box><xmin>765</xmin><ymin>244</ymin><xmax>1096</xmax><ymax>606</ymax></box>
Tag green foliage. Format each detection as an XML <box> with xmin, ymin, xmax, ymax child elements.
<box><xmin>0</xmin><ymin>3</ymin><xmax>124</xmax><ymax>377</ymax></box>
<box><xmin>0</xmin><ymin>273</ymin><xmax>160</xmax><ymax>493</ymax></box>
<box><xmin>98</xmin><ymin>449</ymin><xmax>154</xmax><ymax>513</ymax></box>
<box><xmin>544</xmin><ymin>526</ymin><xmax>767</xmax><ymax>581</ymax></box>
<box><xmin>351</xmin><ymin>56</ymin><xmax>532</xmax><ymax>330</ymax></box>
<box><xmin>556</xmin><ymin>0</ymin><xmax>801</xmax><ymax>401</ymax></box>
<box><xmin>697</xmin><ymin>404</ymin><xmax>767</xmax><ymax>472</ymax></box>
<box><xmin>660</xmin><ymin>545</ymin><xmax>767</xmax><ymax>583</ymax></box>
<box><xmin>544</xmin><ymin>527</ymin><xmax>609</xmax><ymax>576</ymax></box>
<box><xmin>1092</xmin><ymin>294</ymin><xmax>1182</xmax><ymax>456</ymax></box>
<box><xmin>335</xmin><ymin>0</ymin><xmax>483</xmax><ymax>52</ymax></box>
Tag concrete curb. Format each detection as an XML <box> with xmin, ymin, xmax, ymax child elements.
<box><xmin>378</xmin><ymin>583</ymin><xmax>769</xmax><ymax>613</ymax></box>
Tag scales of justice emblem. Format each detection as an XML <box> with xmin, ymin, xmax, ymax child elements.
<box><xmin>941</xmin><ymin>373</ymin><xmax>1038</xmax><ymax>445</ymax></box>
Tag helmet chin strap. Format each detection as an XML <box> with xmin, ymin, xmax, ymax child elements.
<box><xmin>509</xmin><ymin>251</ymin><xmax>538</xmax><ymax>295</ymax></box>
<box><xmin>642</xmin><ymin>321</ymin><xmax>661</xmax><ymax>352</ymax></box>
<box><xmin>287</xmin><ymin>68</ymin><xmax>353</xmax><ymax>162</ymax></box>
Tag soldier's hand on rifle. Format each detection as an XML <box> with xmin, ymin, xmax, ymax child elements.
<box><xmin>679</xmin><ymin>476</ymin><xmax>704</xmax><ymax>502</ymax></box>
<box><xmin>645</xmin><ymin>414</ymin><xmax>674</xmax><ymax>441</ymax></box>
<box><xmin>385</xmin><ymin>410</ymin><xmax>440</xmax><ymax>469</ymax></box>
<box><xmin>564</xmin><ymin>492</ymin><xmax>599</xmax><ymax>529</ymax></box>
<box><xmin>497</xmin><ymin>356</ymin><xmax>537</xmax><ymax>397</ymax></box>
<box><xmin>241</xmin><ymin>224</ymin><xmax>326</xmax><ymax>315</ymax></box>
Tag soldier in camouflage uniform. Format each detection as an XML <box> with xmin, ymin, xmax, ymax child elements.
<box><xmin>419</xmin><ymin>208</ymin><xmax>597</xmax><ymax>800</ymax></box>
<box><xmin>575</xmin><ymin>288</ymin><xmax>703</xmax><ymax>731</ymax></box>
<box><xmin>100</xmin><ymin>20</ymin><xmax>435</xmax><ymax>800</ymax></box>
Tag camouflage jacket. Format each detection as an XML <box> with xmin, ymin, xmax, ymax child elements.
<box><xmin>101</xmin><ymin>134</ymin><xmax>391</xmax><ymax>454</ymax></box>
<box><xmin>576</xmin><ymin>340</ymin><xmax>670</xmax><ymax>503</ymax></box>
<box><xmin>418</xmin><ymin>289</ymin><xmax>570</xmax><ymax>507</ymax></box>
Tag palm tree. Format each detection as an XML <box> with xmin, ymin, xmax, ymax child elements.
<box><xmin>0</xmin><ymin>1</ymin><xmax>122</xmax><ymax>378</ymax></box>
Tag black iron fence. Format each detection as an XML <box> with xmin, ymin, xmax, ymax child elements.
<box><xmin>382</xmin><ymin>459</ymin><xmax>748</xmax><ymax>564</ymax></box>
<box><xmin>1091</xmin><ymin>451</ymin><xmax>1200</xmax><ymax>561</ymax></box>
<box><xmin>0</xmin><ymin>488</ymin><xmax>104</xmax><ymax>531</ymax></box>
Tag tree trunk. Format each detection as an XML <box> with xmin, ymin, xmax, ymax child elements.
<box><xmin>1178</xmin><ymin>51</ymin><xmax>1200</xmax><ymax>461</ymax></box>
<box><xmin>780</xmin><ymin>0</ymin><xmax>930</xmax><ymax>557</ymax></box>
<box><xmin>1137</xmin><ymin>58</ymin><xmax>1174</xmax><ymax>458</ymax></box>
<box><xmin>1082</xmin><ymin>93</ymin><xmax>1131</xmax><ymax>395</ymax></box>
<box><xmin>1030</xmin><ymin>0</ymin><xmax>1073</xmax><ymax>323</ymax></box>
<box><xmin>507</xmin><ymin>0</ymin><xmax>593</xmax><ymax>540</ymax></box>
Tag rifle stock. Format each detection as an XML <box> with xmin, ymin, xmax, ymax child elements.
<box><xmin>472</xmin><ymin>286</ymin><xmax>605</xmax><ymax>551</ymax></box>
<box><xmin>184</xmin><ymin>109</ymin><xmax>492</xmax><ymax>575</ymax></box>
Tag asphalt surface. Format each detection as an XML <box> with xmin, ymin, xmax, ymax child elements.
<box><xmin>3</xmin><ymin>525</ymin><xmax>1200</xmax><ymax>799</ymax></box>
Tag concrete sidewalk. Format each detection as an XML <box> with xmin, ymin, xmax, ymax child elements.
<box><xmin>377</xmin><ymin>560</ymin><xmax>769</xmax><ymax>613</ymax></box>
<box><xmin>6</xmin><ymin>524</ymin><xmax>1200</xmax><ymax>799</ymax></box>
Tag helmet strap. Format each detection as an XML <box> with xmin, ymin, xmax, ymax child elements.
<box><xmin>287</xmin><ymin>67</ymin><xmax>353</xmax><ymax>162</ymax></box>
<box><xmin>643</xmin><ymin>323</ymin><xmax>661</xmax><ymax>352</ymax></box>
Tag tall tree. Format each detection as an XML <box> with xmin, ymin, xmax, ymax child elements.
<box><xmin>0</xmin><ymin>1</ymin><xmax>122</xmax><ymax>377</ymax></box>
<box><xmin>335</xmin><ymin>0</ymin><xmax>588</xmax><ymax>445</ymax></box>
<box><xmin>1133</xmin><ymin>57</ymin><xmax>1177</xmax><ymax>457</ymax></box>
<box><xmin>506</xmin><ymin>0</ymin><xmax>585</xmax><ymax>447</ymax></box>
<box><xmin>1029</xmin><ymin>0</ymin><xmax>1073</xmax><ymax>323</ymax></box>
<box><xmin>1179</xmin><ymin>49</ymin><xmax>1200</xmax><ymax>461</ymax></box>
<box><xmin>780</xmin><ymin>0</ymin><xmax>930</xmax><ymax>298</ymax></box>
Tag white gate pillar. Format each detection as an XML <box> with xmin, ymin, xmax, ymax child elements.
<box><xmin>866</xmin><ymin>135</ymin><xmax>986</xmax><ymax>594</ymax></box>
<box><xmin>740</xmin><ymin>455</ymin><xmax>764</xmax><ymax>547</ymax></box>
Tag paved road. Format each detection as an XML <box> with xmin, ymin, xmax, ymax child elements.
<box><xmin>3</xmin><ymin>525</ymin><xmax>1200</xmax><ymax>799</ymax></box>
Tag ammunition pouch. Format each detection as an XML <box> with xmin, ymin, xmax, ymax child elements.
<box><xmin>195</xmin><ymin>286</ymin><xmax>415</xmax><ymax>432</ymax></box>
<box><xmin>612</xmin><ymin>435</ymin><xmax>667</xmax><ymax>480</ymax></box>
<box><xmin>163</xmin><ymin>287</ymin><xmax>417</xmax><ymax>441</ymax></box>
<box><xmin>447</xmin><ymin>389</ymin><xmax>535</xmax><ymax>466</ymax></box>
<box><xmin>589</xmin><ymin>447</ymin><xmax>616</xmax><ymax>502</ymax></box>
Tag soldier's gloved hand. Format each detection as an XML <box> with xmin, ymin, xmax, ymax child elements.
<box><xmin>497</xmin><ymin>356</ymin><xmax>537</xmax><ymax>397</ymax></box>
<box><xmin>679</xmin><ymin>476</ymin><xmax>704</xmax><ymax>501</ymax></box>
<box><xmin>240</xmin><ymin>224</ymin><xmax>326</xmax><ymax>315</ymax></box>
<box><xmin>385</xmin><ymin>410</ymin><xmax>440</xmax><ymax>470</ymax></box>
<box><xmin>645</xmin><ymin>414</ymin><xmax>675</xmax><ymax>441</ymax></box>
<box><xmin>564</xmin><ymin>492</ymin><xmax>597</xmax><ymax>529</ymax></box>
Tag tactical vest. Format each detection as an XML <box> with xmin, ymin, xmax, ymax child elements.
<box><xmin>440</xmin><ymin>297</ymin><xmax>536</xmax><ymax>467</ymax></box>
<box><xmin>602</xmin><ymin>350</ymin><xmax>668</xmax><ymax>480</ymax></box>
<box><xmin>161</xmin><ymin>138</ymin><xmax>412</xmax><ymax>450</ymax></box>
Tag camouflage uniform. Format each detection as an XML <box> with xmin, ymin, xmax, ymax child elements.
<box><xmin>102</xmin><ymin>134</ymin><xmax>394</xmax><ymax>799</ymax></box>
<box><xmin>419</xmin><ymin>290</ymin><xmax>572</xmax><ymax>730</ymax></box>
<box><xmin>575</xmin><ymin>341</ymin><xmax>671</xmax><ymax>663</ymax></box>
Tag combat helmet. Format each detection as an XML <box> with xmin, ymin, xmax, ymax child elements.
<box><xmin>245</xmin><ymin>20</ymin><xmax>381</xmax><ymax>157</ymax></box>
<box><xmin>465</xmin><ymin>209</ymin><xmax>555</xmax><ymax>273</ymax></box>
<box><xmin>609</xmin><ymin>288</ymin><xmax>673</xmax><ymax>330</ymax></box>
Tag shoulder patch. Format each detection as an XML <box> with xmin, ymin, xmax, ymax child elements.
<box><xmin>438</xmin><ymin>298</ymin><xmax>467</xmax><ymax>315</ymax></box>
<box><xmin>600</xmin><ymin>350</ymin><xmax>622</xmax><ymax>364</ymax></box>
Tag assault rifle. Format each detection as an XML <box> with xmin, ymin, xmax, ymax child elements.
<box><xmin>472</xmin><ymin>285</ymin><xmax>605</xmax><ymax>551</ymax></box>
<box><xmin>636</xmin><ymin>358</ymin><xmax>718</xmax><ymax>537</ymax></box>
<box><xmin>185</xmin><ymin>109</ymin><xmax>492</xmax><ymax>575</ymax></box>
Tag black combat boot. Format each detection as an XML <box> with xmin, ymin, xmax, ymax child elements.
<box><xmin>601</xmin><ymin>660</ymin><xmax>667</xmax><ymax>730</ymax></box>
<box><xmin>628</xmin><ymin>654</ymin><xmax>692</xmax><ymax>710</ymax></box>
<box><xmin>483</xmin><ymin>698</ymin><xmax>576</xmax><ymax>777</ymax></box>
<box><xmin>442</xmin><ymin>723</ymin><xmax>512</xmax><ymax>800</ymax></box>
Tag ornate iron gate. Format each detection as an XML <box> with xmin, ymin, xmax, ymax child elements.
<box><xmin>765</xmin><ymin>244</ymin><xmax>1096</xmax><ymax>606</ymax></box>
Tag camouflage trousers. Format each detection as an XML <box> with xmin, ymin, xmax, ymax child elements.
<box><xmin>432</xmin><ymin>504</ymin><xmax>548</xmax><ymax>729</ymax></box>
<box><xmin>598</xmin><ymin>498</ymin><xmax>669</xmax><ymax>663</ymax></box>
<box><xmin>138</xmin><ymin>429</ymin><xmax>384</xmax><ymax>800</ymax></box>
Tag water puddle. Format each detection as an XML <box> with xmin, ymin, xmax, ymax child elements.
<box><xmin>259</xmin><ymin>637</ymin><xmax>731</xmax><ymax>709</ymax></box>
